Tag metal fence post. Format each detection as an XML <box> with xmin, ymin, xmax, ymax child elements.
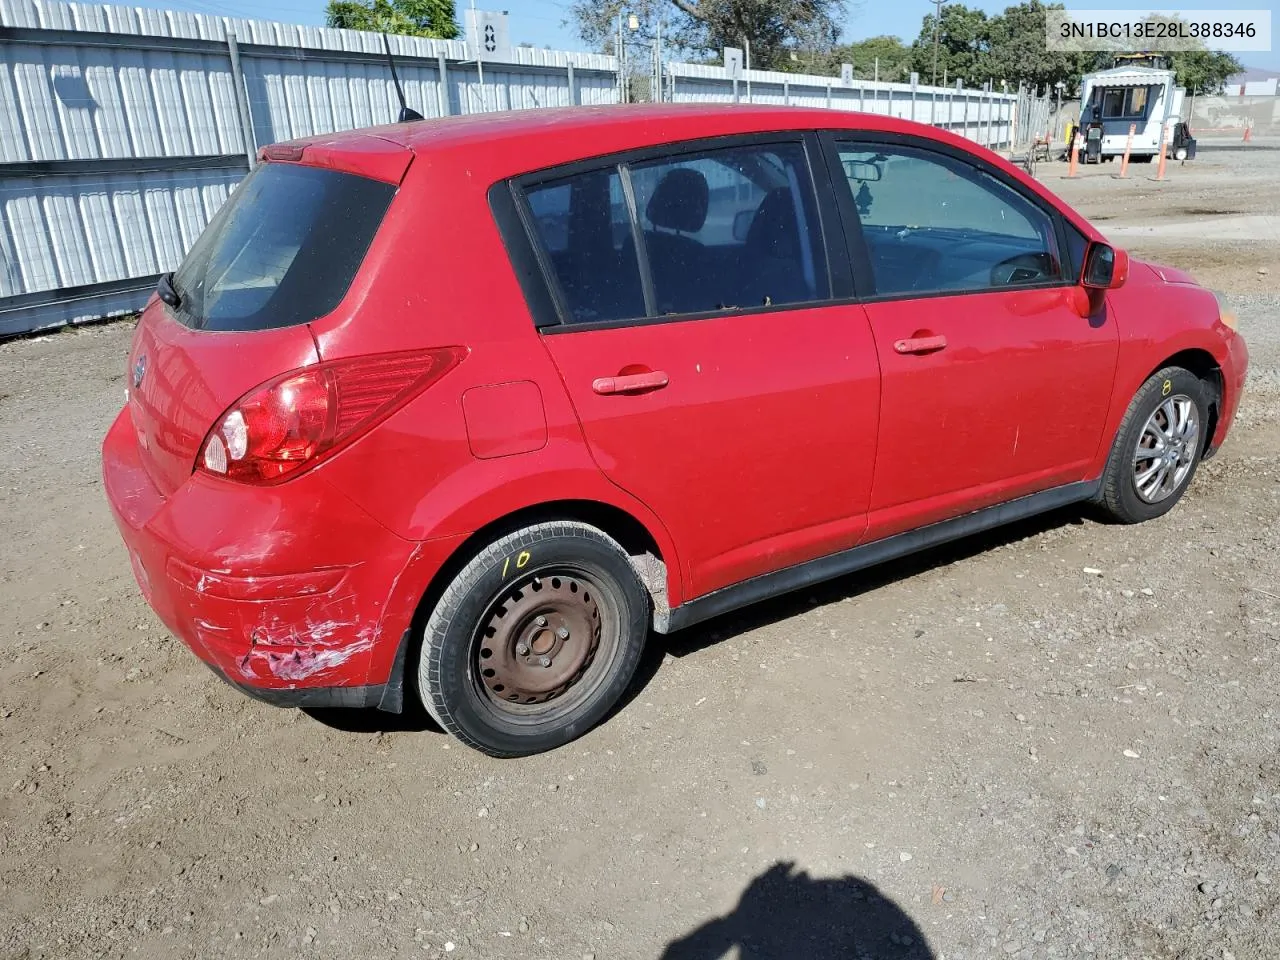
<box><xmin>437</xmin><ymin>54</ymin><xmax>451</xmax><ymax>115</ymax></box>
<box><xmin>567</xmin><ymin>62</ymin><xmax>578</xmax><ymax>106</ymax></box>
<box><xmin>225</xmin><ymin>32</ymin><xmax>256</xmax><ymax>168</ymax></box>
<box><xmin>783</xmin><ymin>79</ymin><xmax>790</xmax><ymax>106</ymax></box>
<box><xmin>732</xmin><ymin>76</ymin><xmax>739</xmax><ymax>103</ymax></box>
<box><xmin>826</xmin><ymin>81</ymin><xmax>832</xmax><ymax>110</ymax></box>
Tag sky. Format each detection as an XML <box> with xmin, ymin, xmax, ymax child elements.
<box><xmin>120</xmin><ymin>0</ymin><xmax>1280</xmax><ymax>71</ymax></box>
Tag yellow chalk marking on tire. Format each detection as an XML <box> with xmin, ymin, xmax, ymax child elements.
<box><xmin>1162</xmin><ymin>379</ymin><xmax>1172</xmax><ymax>396</ymax></box>
<box><xmin>502</xmin><ymin>551</ymin><xmax>533</xmax><ymax>578</ymax></box>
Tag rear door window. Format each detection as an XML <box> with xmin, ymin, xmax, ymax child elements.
<box><xmin>628</xmin><ymin>142</ymin><xmax>826</xmax><ymax>316</ymax></box>
<box><xmin>524</xmin><ymin>169</ymin><xmax>645</xmax><ymax>325</ymax></box>
<box><xmin>518</xmin><ymin>139</ymin><xmax>828</xmax><ymax>326</ymax></box>
<box><xmin>170</xmin><ymin>163</ymin><xmax>395</xmax><ymax>331</ymax></box>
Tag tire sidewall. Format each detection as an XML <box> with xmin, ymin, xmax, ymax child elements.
<box><xmin>420</xmin><ymin>527</ymin><xmax>648</xmax><ymax>757</ymax></box>
<box><xmin>1109</xmin><ymin>368</ymin><xmax>1207</xmax><ymax>522</ymax></box>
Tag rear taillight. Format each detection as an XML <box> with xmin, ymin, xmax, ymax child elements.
<box><xmin>198</xmin><ymin>347</ymin><xmax>465</xmax><ymax>484</ymax></box>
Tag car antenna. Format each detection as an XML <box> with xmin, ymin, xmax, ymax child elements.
<box><xmin>381</xmin><ymin>32</ymin><xmax>426</xmax><ymax>123</ymax></box>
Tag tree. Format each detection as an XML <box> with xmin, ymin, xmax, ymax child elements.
<box><xmin>1166</xmin><ymin>49</ymin><xmax>1242</xmax><ymax>93</ymax></box>
<box><xmin>837</xmin><ymin>35</ymin><xmax>913</xmax><ymax>81</ymax></box>
<box><xmin>324</xmin><ymin>0</ymin><xmax>458</xmax><ymax>38</ymax></box>
<box><xmin>566</xmin><ymin>0</ymin><xmax>848</xmax><ymax>71</ymax></box>
<box><xmin>908</xmin><ymin>2</ymin><xmax>1093</xmax><ymax>92</ymax></box>
<box><xmin>909</xmin><ymin>3</ymin><xmax>989</xmax><ymax>87</ymax></box>
<box><xmin>982</xmin><ymin>1</ymin><xmax>1091</xmax><ymax>92</ymax></box>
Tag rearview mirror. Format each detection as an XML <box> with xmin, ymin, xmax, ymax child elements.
<box><xmin>842</xmin><ymin>160</ymin><xmax>882</xmax><ymax>182</ymax></box>
<box><xmin>1082</xmin><ymin>242</ymin><xmax>1129</xmax><ymax>290</ymax></box>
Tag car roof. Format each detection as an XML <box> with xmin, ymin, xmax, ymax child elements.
<box><xmin>382</xmin><ymin>103</ymin><xmax>901</xmax><ymax>150</ymax></box>
<box><xmin>289</xmin><ymin>104</ymin><xmax>947</xmax><ymax>180</ymax></box>
<box><xmin>277</xmin><ymin>104</ymin><xmax>1100</xmax><ymax>240</ymax></box>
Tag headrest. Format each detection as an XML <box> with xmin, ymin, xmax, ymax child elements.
<box><xmin>646</xmin><ymin>168</ymin><xmax>709</xmax><ymax>234</ymax></box>
<box><xmin>746</xmin><ymin>187</ymin><xmax>799</xmax><ymax>260</ymax></box>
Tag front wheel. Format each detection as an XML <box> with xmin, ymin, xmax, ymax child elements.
<box><xmin>417</xmin><ymin>521</ymin><xmax>649</xmax><ymax>757</ymax></box>
<box><xmin>1095</xmin><ymin>367</ymin><xmax>1209</xmax><ymax>523</ymax></box>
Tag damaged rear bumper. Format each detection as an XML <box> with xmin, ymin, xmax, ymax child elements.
<box><xmin>102</xmin><ymin>409</ymin><xmax>461</xmax><ymax>707</ymax></box>
<box><xmin>202</xmin><ymin>640</ymin><xmax>401</xmax><ymax>710</ymax></box>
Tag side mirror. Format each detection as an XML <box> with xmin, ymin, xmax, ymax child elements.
<box><xmin>1082</xmin><ymin>242</ymin><xmax>1129</xmax><ymax>290</ymax></box>
<box><xmin>733</xmin><ymin>208</ymin><xmax>755</xmax><ymax>242</ymax></box>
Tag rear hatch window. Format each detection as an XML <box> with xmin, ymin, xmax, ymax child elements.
<box><xmin>168</xmin><ymin>163</ymin><xmax>395</xmax><ymax>332</ymax></box>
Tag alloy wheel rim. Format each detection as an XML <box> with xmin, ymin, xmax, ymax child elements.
<box><xmin>1132</xmin><ymin>393</ymin><xmax>1199</xmax><ymax>503</ymax></box>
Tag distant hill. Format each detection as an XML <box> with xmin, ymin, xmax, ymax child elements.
<box><xmin>1225</xmin><ymin>66</ymin><xmax>1280</xmax><ymax>85</ymax></box>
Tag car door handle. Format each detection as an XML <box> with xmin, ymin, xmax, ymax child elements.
<box><xmin>592</xmin><ymin>371</ymin><xmax>670</xmax><ymax>395</ymax></box>
<box><xmin>893</xmin><ymin>335</ymin><xmax>948</xmax><ymax>355</ymax></box>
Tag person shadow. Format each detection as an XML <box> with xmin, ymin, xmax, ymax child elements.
<box><xmin>661</xmin><ymin>861</ymin><xmax>935</xmax><ymax>960</ymax></box>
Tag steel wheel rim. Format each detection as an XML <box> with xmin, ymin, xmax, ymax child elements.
<box><xmin>1132</xmin><ymin>393</ymin><xmax>1199</xmax><ymax>503</ymax></box>
<box><xmin>472</xmin><ymin>565</ymin><xmax>620</xmax><ymax>724</ymax></box>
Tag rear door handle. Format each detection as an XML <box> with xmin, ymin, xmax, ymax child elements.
<box><xmin>893</xmin><ymin>335</ymin><xmax>948</xmax><ymax>355</ymax></box>
<box><xmin>592</xmin><ymin>371</ymin><xmax>670</xmax><ymax>395</ymax></box>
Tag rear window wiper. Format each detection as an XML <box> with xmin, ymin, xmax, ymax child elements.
<box><xmin>157</xmin><ymin>272</ymin><xmax>182</xmax><ymax>307</ymax></box>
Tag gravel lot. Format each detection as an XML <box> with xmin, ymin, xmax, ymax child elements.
<box><xmin>1</xmin><ymin>136</ymin><xmax>1278</xmax><ymax>960</ymax></box>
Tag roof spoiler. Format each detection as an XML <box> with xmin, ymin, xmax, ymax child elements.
<box><xmin>382</xmin><ymin>32</ymin><xmax>425</xmax><ymax>123</ymax></box>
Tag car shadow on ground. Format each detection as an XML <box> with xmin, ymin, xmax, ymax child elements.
<box><xmin>632</xmin><ymin>504</ymin><xmax>1089</xmax><ymax>687</ymax></box>
<box><xmin>661</xmin><ymin>861</ymin><xmax>934</xmax><ymax>960</ymax></box>
<box><xmin>307</xmin><ymin>505</ymin><xmax>1088</xmax><ymax>736</ymax></box>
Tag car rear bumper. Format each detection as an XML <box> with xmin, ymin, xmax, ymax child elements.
<box><xmin>101</xmin><ymin>408</ymin><xmax>463</xmax><ymax>706</ymax></box>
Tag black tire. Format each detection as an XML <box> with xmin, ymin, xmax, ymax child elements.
<box><xmin>417</xmin><ymin>521</ymin><xmax>649</xmax><ymax>757</ymax></box>
<box><xmin>1095</xmin><ymin>367</ymin><xmax>1209</xmax><ymax>524</ymax></box>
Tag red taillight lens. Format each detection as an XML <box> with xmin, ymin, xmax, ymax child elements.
<box><xmin>199</xmin><ymin>347</ymin><xmax>466</xmax><ymax>484</ymax></box>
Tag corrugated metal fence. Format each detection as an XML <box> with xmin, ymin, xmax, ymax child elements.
<box><xmin>666</xmin><ymin>62</ymin><xmax>1019</xmax><ymax>149</ymax></box>
<box><xmin>1</xmin><ymin>0</ymin><xmax>1036</xmax><ymax>337</ymax></box>
<box><xmin>0</xmin><ymin>0</ymin><xmax>618</xmax><ymax>335</ymax></box>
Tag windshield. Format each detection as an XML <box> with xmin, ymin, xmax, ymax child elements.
<box><xmin>170</xmin><ymin>163</ymin><xmax>395</xmax><ymax>331</ymax></box>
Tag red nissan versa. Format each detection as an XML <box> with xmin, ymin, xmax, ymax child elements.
<box><xmin>102</xmin><ymin>105</ymin><xmax>1248</xmax><ymax>757</ymax></box>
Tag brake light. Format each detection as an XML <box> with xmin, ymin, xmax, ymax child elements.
<box><xmin>198</xmin><ymin>348</ymin><xmax>466</xmax><ymax>484</ymax></box>
<box><xmin>260</xmin><ymin>144</ymin><xmax>306</xmax><ymax>162</ymax></box>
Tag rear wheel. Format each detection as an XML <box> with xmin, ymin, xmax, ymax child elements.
<box><xmin>1096</xmin><ymin>367</ymin><xmax>1208</xmax><ymax>523</ymax></box>
<box><xmin>417</xmin><ymin>522</ymin><xmax>649</xmax><ymax>757</ymax></box>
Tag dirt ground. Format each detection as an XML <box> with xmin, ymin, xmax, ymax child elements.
<box><xmin>2</xmin><ymin>136</ymin><xmax>1278</xmax><ymax>960</ymax></box>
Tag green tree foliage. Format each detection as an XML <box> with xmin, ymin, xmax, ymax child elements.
<box><xmin>324</xmin><ymin>0</ymin><xmax>458</xmax><ymax>39</ymax></box>
<box><xmin>567</xmin><ymin>0</ymin><xmax>847</xmax><ymax>71</ymax></box>
<box><xmin>909</xmin><ymin>1</ymin><xmax>1094</xmax><ymax>91</ymax></box>
<box><xmin>1165</xmin><ymin>49</ymin><xmax>1243</xmax><ymax>93</ymax></box>
<box><xmin>818</xmin><ymin>35</ymin><xmax>913</xmax><ymax>80</ymax></box>
<box><xmin>909</xmin><ymin>3</ymin><xmax>989</xmax><ymax>86</ymax></box>
<box><xmin>982</xmin><ymin>1</ymin><xmax>1092</xmax><ymax>91</ymax></box>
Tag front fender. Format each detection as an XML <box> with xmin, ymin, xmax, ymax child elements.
<box><xmin>1090</xmin><ymin>279</ymin><xmax>1239</xmax><ymax>477</ymax></box>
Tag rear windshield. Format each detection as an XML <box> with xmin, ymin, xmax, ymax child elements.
<box><xmin>169</xmin><ymin>163</ymin><xmax>395</xmax><ymax>331</ymax></box>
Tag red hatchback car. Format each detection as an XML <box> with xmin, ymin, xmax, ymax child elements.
<box><xmin>103</xmin><ymin>105</ymin><xmax>1247</xmax><ymax>756</ymax></box>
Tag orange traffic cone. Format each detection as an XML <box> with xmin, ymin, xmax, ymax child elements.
<box><xmin>1116</xmin><ymin>122</ymin><xmax>1135</xmax><ymax>178</ymax></box>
